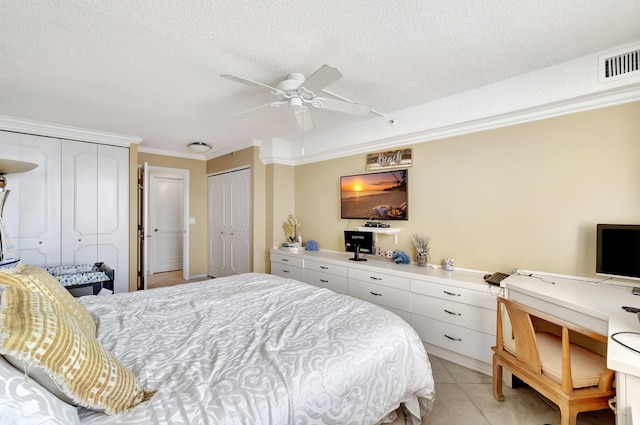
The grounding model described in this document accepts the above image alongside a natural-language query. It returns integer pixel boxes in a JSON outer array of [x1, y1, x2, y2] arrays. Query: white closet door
[[207, 168, 251, 278], [62, 141, 99, 264], [62, 141, 129, 293], [0, 132, 62, 266], [207, 174, 227, 277], [227, 170, 250, 275], [96, 144, 129, 293]]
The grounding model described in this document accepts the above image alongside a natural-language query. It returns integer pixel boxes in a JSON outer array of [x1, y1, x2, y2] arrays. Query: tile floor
[[392, 355, 616, 425]]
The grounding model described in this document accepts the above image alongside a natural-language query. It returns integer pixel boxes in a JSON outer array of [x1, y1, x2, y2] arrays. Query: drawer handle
[[282, 269, 290, 273], [320, 266, 328, 269], [320, 279, 329, 283], [370, 291, 382, 296], [282, 258, 289, 262], [444, 309, 462, 316], [444, 334, 462, 342], [443, 290, 461, 297], [370, 276, 382, 281]]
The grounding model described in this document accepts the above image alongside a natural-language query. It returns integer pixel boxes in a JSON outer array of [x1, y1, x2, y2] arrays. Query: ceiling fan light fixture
[[188, 142, 212, 153]]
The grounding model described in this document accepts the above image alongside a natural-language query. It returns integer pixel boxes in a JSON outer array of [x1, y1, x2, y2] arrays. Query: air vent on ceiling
[[599, 45, 640, 84]]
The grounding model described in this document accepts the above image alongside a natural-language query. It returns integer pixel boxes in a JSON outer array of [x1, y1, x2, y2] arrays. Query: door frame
[[143, 164, 190, 288]]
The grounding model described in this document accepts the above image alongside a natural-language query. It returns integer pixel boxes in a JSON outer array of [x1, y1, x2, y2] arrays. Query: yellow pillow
[[0, 285, 156, 415], [0, 263, 96, 335]]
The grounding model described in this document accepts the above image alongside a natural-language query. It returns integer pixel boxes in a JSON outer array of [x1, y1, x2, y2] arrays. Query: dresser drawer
[[305, 259, 348, 277], [411, 293, 496, 335], [270, 252, 304, 268], [304, 269, 348, 294], [270, 261, 303, 281], [348, 279, 410, 312], [411, 314, 495, 364], [411, 278, 496, 310], [349, 268, 410, 291]]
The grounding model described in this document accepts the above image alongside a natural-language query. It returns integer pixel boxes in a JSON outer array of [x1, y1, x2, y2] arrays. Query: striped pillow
[[0, 285, 155, 415], [0, 263, 96, 335]]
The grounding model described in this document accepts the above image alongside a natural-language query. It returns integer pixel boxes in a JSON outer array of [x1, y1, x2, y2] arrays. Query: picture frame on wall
[[366, 149, 412, 171]]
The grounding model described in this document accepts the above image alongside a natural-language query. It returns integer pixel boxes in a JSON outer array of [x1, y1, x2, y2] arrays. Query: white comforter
[[77, 273, 434, 424]]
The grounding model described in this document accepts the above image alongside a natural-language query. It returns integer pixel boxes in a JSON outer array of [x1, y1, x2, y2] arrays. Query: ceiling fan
[[221, 65, 376, 132]]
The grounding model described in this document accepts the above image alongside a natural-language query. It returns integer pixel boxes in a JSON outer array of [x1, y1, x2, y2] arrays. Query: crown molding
[[290, 83, 640, 165], [137, 146, 206, 160], [0, 115, 142, 147]]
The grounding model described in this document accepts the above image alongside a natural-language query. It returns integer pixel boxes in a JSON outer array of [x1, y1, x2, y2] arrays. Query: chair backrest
[[500, 297, 542, 374], [496, 296, 613, 393]]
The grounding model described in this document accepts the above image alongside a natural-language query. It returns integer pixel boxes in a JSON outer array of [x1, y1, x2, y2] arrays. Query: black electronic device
[[364, 221, 390, 228], [344, 230, 374, 261], [484, 272, 510, 286], [596, 224, 640, 281], [340, 170, 408, 221]]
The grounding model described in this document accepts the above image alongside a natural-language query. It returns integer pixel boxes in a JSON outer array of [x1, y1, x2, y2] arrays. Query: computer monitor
[[344, 230, 374, 261], [596, 224, 640, 281]]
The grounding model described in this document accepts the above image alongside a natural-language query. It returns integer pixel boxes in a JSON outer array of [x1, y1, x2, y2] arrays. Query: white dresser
[[270, 248, 499, 374]]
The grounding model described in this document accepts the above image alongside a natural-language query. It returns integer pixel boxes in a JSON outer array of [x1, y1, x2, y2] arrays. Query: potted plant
[[411, 233, 430, 267], [282, 214, 301, 247]]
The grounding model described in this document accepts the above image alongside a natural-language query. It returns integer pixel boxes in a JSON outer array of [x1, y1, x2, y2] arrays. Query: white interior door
[[142, 165, 189, 287], [149, 172, 184, 274]]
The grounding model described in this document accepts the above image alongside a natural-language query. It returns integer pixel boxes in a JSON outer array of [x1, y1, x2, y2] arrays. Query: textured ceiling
[[1, 1, 640, 157]]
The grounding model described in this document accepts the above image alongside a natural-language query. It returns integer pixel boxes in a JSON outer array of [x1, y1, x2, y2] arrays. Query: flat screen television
[[344, 230, 374, 261], [340, 170, 408, 221], [596, 224, 640, 281]]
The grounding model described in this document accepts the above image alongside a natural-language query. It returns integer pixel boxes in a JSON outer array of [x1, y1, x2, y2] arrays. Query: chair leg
[[492, 355, 505, 401], [559, 404, 578, 425]]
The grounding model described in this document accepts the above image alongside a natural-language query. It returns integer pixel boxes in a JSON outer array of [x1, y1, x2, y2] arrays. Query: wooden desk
[[504, 273, 640, 425]]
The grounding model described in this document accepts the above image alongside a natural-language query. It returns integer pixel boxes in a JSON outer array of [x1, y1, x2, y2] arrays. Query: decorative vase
[[417, 254, 427, 267]]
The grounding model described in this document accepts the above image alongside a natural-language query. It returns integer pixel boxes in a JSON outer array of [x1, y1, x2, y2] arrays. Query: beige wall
[[270, 164, 296, 242], [137, 152, 208, 279], [294, 101, 640, 278]]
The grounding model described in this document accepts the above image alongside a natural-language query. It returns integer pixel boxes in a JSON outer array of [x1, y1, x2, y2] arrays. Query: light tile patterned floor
[[392, 355, 616, 425]]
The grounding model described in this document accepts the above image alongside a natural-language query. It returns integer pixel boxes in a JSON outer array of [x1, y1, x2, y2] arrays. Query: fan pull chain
[[301, 108, 305, 155]]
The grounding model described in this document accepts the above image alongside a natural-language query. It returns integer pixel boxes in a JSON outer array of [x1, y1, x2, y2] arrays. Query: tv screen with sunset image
[[340, 170, 408, 220]]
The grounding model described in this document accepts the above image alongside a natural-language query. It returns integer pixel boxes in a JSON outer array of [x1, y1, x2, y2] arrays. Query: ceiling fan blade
[[299, 65, 343, 94], [234, 101, 286, 118], [295, 107, 315, 132], [221, 73, 281, 93], [314, 97, 371, 116], [322, 88, 385, 116]]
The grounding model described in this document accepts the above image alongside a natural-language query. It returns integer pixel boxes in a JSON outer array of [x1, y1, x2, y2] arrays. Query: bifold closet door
[[207, 168, 250, 278], [0, 131, 62, 266], [61, 141, 129, 293]]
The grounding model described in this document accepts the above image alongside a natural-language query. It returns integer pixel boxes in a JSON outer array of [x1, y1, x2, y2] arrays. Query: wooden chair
[[492, 296, 615, 425]]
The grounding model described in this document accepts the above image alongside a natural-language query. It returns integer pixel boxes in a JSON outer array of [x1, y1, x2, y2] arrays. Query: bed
[[0, 267, 434, 425]]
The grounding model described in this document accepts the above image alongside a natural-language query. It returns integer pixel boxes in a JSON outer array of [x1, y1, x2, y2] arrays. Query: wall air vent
[[599, 45, 640, 84]]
